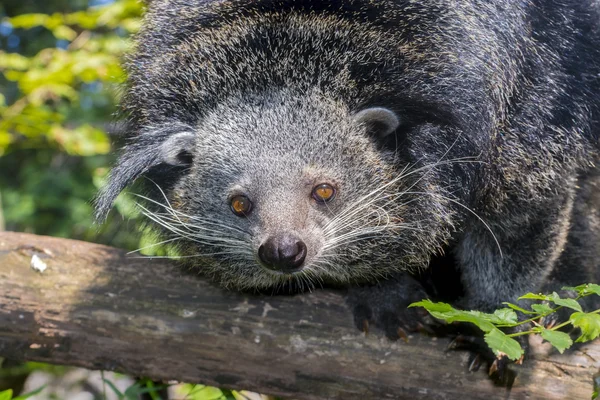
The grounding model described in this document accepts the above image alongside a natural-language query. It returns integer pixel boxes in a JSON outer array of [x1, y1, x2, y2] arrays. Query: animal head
[[98, 89, 450, 289]]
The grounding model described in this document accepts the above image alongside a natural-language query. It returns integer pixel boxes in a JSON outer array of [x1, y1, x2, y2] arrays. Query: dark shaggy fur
[[97, 0, 600, 349]]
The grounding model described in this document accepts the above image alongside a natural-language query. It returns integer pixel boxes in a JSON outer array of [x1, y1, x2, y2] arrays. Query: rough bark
[[0, 232, 598, 400]]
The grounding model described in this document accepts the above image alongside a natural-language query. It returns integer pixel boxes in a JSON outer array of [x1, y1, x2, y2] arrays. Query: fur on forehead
[[199, 90, 354, 141]]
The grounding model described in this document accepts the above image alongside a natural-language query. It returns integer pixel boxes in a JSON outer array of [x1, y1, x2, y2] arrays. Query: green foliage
[[0, 386, 44, 400], [176, 384, 234, 400], [409, 300, 524, 360], [411, 283, 600, 360], [0, 362, 68, 379], [0, 0, 144, 248], [0, 0, 142, 156], [482, 328, 524, 361], [103, 378, 169, 400], [570, 312, 600, 343]]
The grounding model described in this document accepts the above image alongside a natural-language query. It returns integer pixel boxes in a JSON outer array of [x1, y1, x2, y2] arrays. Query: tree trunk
[[0, 232, 598, 400]]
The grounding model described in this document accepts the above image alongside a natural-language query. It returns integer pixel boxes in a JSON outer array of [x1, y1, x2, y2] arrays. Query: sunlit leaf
[[550, 293, 583, 312], [570, 312, 600, 343], [8, 14, 49, 29], [563, 284, 600, 297], [503, 302, 537, 315], [52, 25, 77, 41], [490, 308, 519, 325], [519, 293, 552, 301], [0, 52, 31, 70], [50, 124, 110, 156], [177, 384, 226, 400], [0, 389, 13, 400], [409, 300, 496, 332], [531, 303, 554, 315], [539, 329, 573, 353], [483, 329, 524, 361]]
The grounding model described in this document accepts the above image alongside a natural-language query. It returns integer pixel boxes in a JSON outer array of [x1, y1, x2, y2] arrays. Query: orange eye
[[312, 183, 336, 203], [230, 195, 252, 216]]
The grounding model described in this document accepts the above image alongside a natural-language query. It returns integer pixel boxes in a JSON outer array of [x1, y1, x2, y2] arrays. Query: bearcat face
[[96, 0, 518, 290], [115, 89, 459, 290]]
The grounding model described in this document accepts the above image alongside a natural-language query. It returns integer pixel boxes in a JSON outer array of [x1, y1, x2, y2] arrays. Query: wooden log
[[0, 231, 598, 400]]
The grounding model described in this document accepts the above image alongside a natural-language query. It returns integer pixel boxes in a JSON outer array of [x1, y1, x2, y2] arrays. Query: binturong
[[97, 0, 600, 361]]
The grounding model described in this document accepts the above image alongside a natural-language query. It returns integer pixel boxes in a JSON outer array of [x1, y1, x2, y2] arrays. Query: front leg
[[455, 193, 575, 312], [453, 191, 576, 377], [346, 273, 439, 340]]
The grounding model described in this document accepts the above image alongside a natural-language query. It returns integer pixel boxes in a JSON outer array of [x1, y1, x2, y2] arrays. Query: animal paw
[[346, 275, 441, 341], [447, 326, 528, 386]]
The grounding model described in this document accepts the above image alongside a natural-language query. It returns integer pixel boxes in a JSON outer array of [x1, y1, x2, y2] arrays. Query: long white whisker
[[400, 191, 503, 257], [133, 193, 250, 235], [127, 237, 180, 255]]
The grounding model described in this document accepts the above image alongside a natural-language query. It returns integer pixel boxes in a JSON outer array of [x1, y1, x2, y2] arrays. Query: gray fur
[[97, 0, 599, 315]]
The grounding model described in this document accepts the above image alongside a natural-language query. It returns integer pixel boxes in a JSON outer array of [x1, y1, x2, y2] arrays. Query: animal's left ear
[[353, 107, 400, 138]]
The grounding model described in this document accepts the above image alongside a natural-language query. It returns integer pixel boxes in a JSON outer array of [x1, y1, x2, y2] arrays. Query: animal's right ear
[[94, 129, 196, 222]]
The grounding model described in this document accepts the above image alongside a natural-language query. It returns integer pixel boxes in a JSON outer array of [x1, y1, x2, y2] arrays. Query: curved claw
[[362, 319, 370, 336], [397, 327, 409, 343]]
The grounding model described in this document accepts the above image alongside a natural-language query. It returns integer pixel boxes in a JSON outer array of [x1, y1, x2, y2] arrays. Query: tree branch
[[0, 232, 598, 399]]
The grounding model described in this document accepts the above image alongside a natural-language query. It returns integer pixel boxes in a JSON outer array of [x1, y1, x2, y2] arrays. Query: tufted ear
[[353, 107, 400, 138], [159, 131, 196, 166], [94, 127, 196, 221]]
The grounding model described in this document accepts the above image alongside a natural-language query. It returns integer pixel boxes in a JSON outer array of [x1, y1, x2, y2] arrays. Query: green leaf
[[103, 379, 124, 398], [122, 382, 142, 400], [570, 312, 600, 343], [490, 308, 518, 325], [550, 293, 583, 312], [503, 302, 537, 315], [0, 389, 13, 400], [177, 384, 226, 400], [13, 387, 45, 400], [12, 386, 45, 400], [483, 328, 524, 361], [519, 293, 552, 301], [52, 25, 77, 41], [410, 300, 496, 332], [531, 303, 554, 315], [584, 284, 600, 296], [540, 329, 573, 353], [123, 381, 169, 400], [8, 14, 49, 29], [0, 52, 31, 70], [563, 284, 600, 297]]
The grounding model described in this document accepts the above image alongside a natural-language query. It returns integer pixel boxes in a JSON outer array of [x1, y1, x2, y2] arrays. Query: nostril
[[258, 240, 277, 266], [291, 240, 307, 267], [278, 239, 301, 259], [259, 235, 307, 272]]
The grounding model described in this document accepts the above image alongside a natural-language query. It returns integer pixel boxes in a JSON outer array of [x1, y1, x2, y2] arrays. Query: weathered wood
[[0, 231, 598, 400]]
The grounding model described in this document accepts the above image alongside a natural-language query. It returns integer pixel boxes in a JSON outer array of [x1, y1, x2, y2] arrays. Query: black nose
[[258, 234, 307, 273]]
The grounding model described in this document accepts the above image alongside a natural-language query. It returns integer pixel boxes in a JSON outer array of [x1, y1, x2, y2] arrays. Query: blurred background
[[0, 0, 143, 249], [0, 1, 272, 399]]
